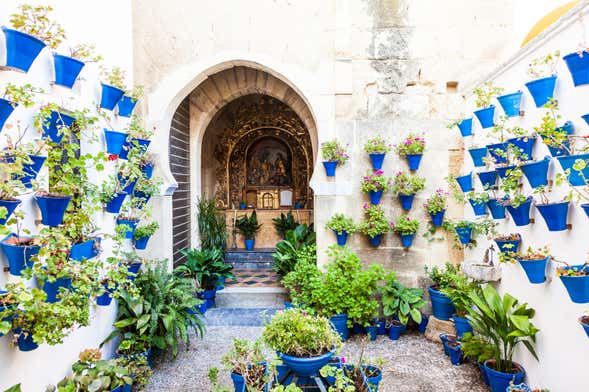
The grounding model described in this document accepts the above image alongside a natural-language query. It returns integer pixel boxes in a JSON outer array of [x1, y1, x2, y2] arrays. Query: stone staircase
[[225, 248, 276, 268]]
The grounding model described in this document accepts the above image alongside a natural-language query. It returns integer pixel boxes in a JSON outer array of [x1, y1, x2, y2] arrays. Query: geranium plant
[[358, 204, 390, 238], [391, 171, 425, 195], [321, 139, 349, 164], [473, 81, 504, 108], [528, 50, 561, 79], [361, 170, 392, 193], [9, 4, 66, 49], [423, 188, 448, 215], [364, 136, 392, 154], [391, 215, 419, 235], [2, 83, 42, 108], [396, 133, 426, 156], [325, 213, 357, 235]]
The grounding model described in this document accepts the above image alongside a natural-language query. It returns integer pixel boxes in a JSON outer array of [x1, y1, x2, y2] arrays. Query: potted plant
[[321, 139, 349, 177], [53, 44, 102, 89], [358, 204, 390, 246], [453, 220, 476, 246], [0, 211, 40, 276], [221, 339, 267, 392], [473, 81, 504, 129], [236, 210, 262, 250], [468, 145, 488, 167], [132, 176, 162, 210], [460, 332, 495, 385], [133, 221, 159, 250], [35, 103, 76, 144], [497, 90, 523, 117], [454, 173, 473, 193], [391, 171, 425, 211], [498, 166, 532, 226], [391, 215, 419, 248], [467, 285, 539, 392], [396, 132, 426, 171], [99, 173, 128, 214], [525, 51, 560, 107], [325, 213, 356, 246], [361, 170, 392, 205], [116, 201, 143, 239], [0, 83, 41, 131], [118, 85, 145, 118], [423, 189, 448, 227], [439, 275, 477, 337], [273, 223, 316, 277], [533, 184, 570, 232], [62, 209, 101, 261], [122, 115, 154, 158], [380, 280, 425, 336], [448, 117, 473, 137], [0, 146, 28, 225], [563, 49, 589, 87], [477, 170, 497, 190], [424, 263, 459, 321], [511, 246, 550, 284], [494, 233, 521, 254], [364, 136, 392, 170], [272, 211, 298, 239], [556, 263, 589, 304], [99, 66, 127, 110], [467, 191, 489, 216]]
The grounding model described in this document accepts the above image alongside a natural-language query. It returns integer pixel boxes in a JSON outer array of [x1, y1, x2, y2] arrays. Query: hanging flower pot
[[430, 209, 445, 227], [329, 313, 349, 341], [399, 233, 416, 247], [468, 199, 487, 216], [507, 136, 536, 160], [1, 27, 46, 72], [34, 194, 72, 226], [0, 199, 21, 225], [563, 51, 589, 86], [525, 75, 557, 107], [19, 155, 46, 189], [428, 286, 456, 320], [133, 137, 151, 154], [399, 194, 415, 210], [455, 227, 473, 245], [484, 359, 525, 392], [334, 231, 348, 246], [369, 153, 385, 170], [53, 54, 85, 88], [473, 105, 495, 129], [42, 276, 72, 303], [487, 199, 506, 219], [70, 238, 99, 261], [535, 201, 569, 231], [96, 282, 114, 307], [495, 165, 515, 180], [455, 173, 473, 192], [42, 111, 76, 144], [457, 118, 473, 137], [447, 342, 463, 365], [141, 162, 154, 179], [505, 197, 533, 226], [486, 142, 508, 164], [105, 192, 127, 213], [104, 129, 128, 155], [369, 189, 383, 205], [452, 315, 473, 337], [323, 161, 338, 177], [406, 154, 422, 171], [520, 157, 550, 188], [117, 96, 138, 117], [543, 121, 573, 157], [516, 256, 548, 284], [100, 83, 125, 110], [557, 153, 589, 186], [468, 147, 487, 167], [579, 316, 589, 338], [132, 190, 151, 209], [0, 98, 16, 132], [388, 320, 404, 340], [116, 217, 139, 239], [558, 265, 589, 303], [134, 235, 151, 250], [245, 238, 255, 250], [497, 91, 523, 117], [0, 234, 40, 276], [118, 173, 138, 195], [582, 113, 589, 126], [14, 329, 39, 352], [477, 170, 497, 189], [494, 234, 521, 253], [368, 234, 382, 247]]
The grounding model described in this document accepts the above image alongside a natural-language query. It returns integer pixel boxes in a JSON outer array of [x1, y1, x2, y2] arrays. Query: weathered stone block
[[425, 316, 456, 343]]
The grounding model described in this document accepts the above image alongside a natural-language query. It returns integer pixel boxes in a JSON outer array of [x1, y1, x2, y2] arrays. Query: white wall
[[0, 1, 134, 391], [463, 3, 589, 391]]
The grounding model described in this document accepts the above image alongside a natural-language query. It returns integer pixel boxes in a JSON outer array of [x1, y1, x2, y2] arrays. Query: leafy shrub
[[176, 247, 234, 290], [272, 211, 299, 237], [273, 224, 316, 276]]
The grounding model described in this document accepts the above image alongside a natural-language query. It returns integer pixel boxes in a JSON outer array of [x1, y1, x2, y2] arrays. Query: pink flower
[[340, 357, 346, 364]]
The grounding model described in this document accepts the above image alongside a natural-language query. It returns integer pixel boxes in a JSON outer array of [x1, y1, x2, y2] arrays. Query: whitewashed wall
[[463, 3, 589, 391], [0, 1, 134, 391]]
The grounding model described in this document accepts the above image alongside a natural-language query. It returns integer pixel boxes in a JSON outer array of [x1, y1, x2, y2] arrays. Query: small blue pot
[[428, 286, 456, 320], [323, 161, 338, 177], [369, 189, 383, 205], [418, 314, 429, 333], [497, 91, 522, 117], [126, 261, 142, 278], [15, 329, 38, 352], [484, 360, 525, 392], [280, 349, 335, 377], [198, 289, 217, 309], [111, 385, 132, 392], [117, 96, 138, 117], [96, 282, 114, 306], [487, 199, 506, 219], [368, 234, 382, 247], [0, 199, 21, 225], [35, 194, 72, 226], [364, 365, 383, 390], [517, 256, 548, 284], [495, 235, 520, 254], [453, 315, 473, 337], [105, 192, 127, 213], [118, 173, 137, 195], [1, 234, 40, 276], [352, 323, 365, 335], [2, 27, 46, 72], [487, 143, 508, 165], [456, 173, 473, 192], [406, 154, 423, 171], [388, 323, 403, 340], [42, 111, 76, 144], [53, 54, 85, 88], [20, 155, 46, 188], [535, 201, 569, 231], [399, 194, 415, 210], [369, 153, 385, 170], [430, 210, 445, 227], [399, 233, 415, 248], [557, 153, 589, 186], [134, 235, 150, 250], [116, 218, 139, 239], [468, 199, 487, 216], [330, 313, 349, 341], [104, 129, 128, 155], [100, 83, 125, 110], [448, 343, 463, 365], [335, 231, 348, 246], [468, 147, 487, 167], [0, 98, 16, 132], [474, 106, 495, 129], [582, 113, 589, 126], [42, 276, 72, 303], [558, 265, 589, 303], [525, 75, 557, 107], [70, 238, 98, 261], [440, 333, 458, 356], [133, 137, 151, 154], [545, 121, 574, 157], [478, 170, 497, 189], [141, 162, 154, 179], [367, 325, 378, 341], [245, 238, 255, 250], [377, 320, 387, 335], [495, 165, 515, 180], [507, 384, 531, 392], [520, 157, 550, 188], [563, 51, 589, 86], [581, 203, 589, 218], [230, 372, 245, 392], [505, 197, 532, 226], [579, 317, 589, 339], [457, 118, 473, 137], [132, 190, 151, 209], [239, 202, 246, 210], [507, 136, 535, 160], [455, 227, 473, 245]]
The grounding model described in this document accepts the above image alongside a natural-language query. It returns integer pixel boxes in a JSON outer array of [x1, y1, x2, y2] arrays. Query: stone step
[[215, 286, 286, 309], [225, 248, 276, 268], [203, 307, 280, 326]]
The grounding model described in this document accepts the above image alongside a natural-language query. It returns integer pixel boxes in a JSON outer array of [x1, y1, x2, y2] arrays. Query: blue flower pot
[[116, 218, 139, 239], [544, 121, 573, 157], [20, 155, 46, 188], [100, 83, 125, 110], [495, 235, 520, 254], [111, 385, 132, 392], [388, 323, 403, 340], [487, 143, 508, 165], [517, 256, 548, 284], [42, 276, 72, 303], [117, 96, 138, 117], [428, 286, 456, 320], [468, 147, 487, 167], [239, 202, 246, 210], [455, 227, 473, 245], [399, 233, 415, 247], [505, 197, 532, 226], [134, 235, 150, 250], [366, 325, 378, 341], [478, 362, 490, 385], [323, 161, 338, 177], [497, 91, 523, 117], [558, 265, 589, 303], [119, 139, 131, 160], [352, 323, 365, 335], [53, 54, 85, 88], [453, 315, 473, 337], [495, 165, 515, 180], [369, 153, 385, 170], [215, 276, 226, 291], [377, 320, 387, 335], [105, 192, 127, 213], [104, 129, 128, 155], [520, 157, 550, 188], [0, 98, 16, 132], [280, 349, 335, 377], [70, 238, 98, 261], [406, 154, 423, 171], [507, 136, 535, 161], [525, 75, 557, 108], [245, 238, 255, 250], [563, 51, 589, 86], [35, 194, 72, 226], [1, 234, 40, 276], [368, 234, 382, 247], [581, 203, 589, 218], [132, 190, 151, 209], [198, 289, 217, 309], [474, 106, 495, 128], [330, 313, 349, 341], [478, 170, 497, 189], [536, 201, 569, 231], [487, 199, 506, 219], [557, 153, 589, 186], [418, 314, 429, 333], [430, 210, 445, 227], [133, 137, 151, 154], [399, 194, 415, 210], [369, 189, 383, 205], [468, 199, 487, 216], [141, 162, 154, 179], [0, 199, 21, 225], [115, 348, 153, 369], [2, 27, 46, 72], [364, 365, 383, 390], [440, 334, 458, 356], [15, 329, 38, 352], [448, 343, 463, 365], [118, 173, 137, 195], [230, 372, 245, 392], [335, 231, 348, 246], [96, 282, 114, 306], [457, 118, 473, 137], [456, 173, 473, 192], [484, 360, 525, 392], [42, 111, 76, 144], [579, 317, 589, 338], [582, 113, 589, 126], [126, 262, 142, 280]]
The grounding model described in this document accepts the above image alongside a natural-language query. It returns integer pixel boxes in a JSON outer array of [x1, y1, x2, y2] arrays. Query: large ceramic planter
[[468, 147, 487, 167], [42, 111, 76, 144], [368, 234, 382, 247], [430, 210, 445, 227], [456, 173, 473, 192], [520, 158, 550, 188], [369, 189, 383, 205], [279, 349, 335, 377], [406, 154, 422, 171], [487, 143, 508, 165], [557, 153, 589, 186], [516, 256, 548, 284], [525, 75, 557, 108], [334, 231, 348, 246], [454, 227, 472, 245], [452, 315, 473, 337], [474, 106, 495, 129], [100, 83, 125, 110], [42, 276, 72, 303], [484, 360, 525, 392], [70, 238, 99, 261], [494, 234, 521, 254], [0, 98, 16, 131], [535, 201, 569, 231], [558, 265, 589, 303], [53, 54, 85, 88], [20, 155, 46, 188], [497, 91, 522, 117], [487, 199, 506, 219], [330, 313, 349, 341], [2, 27, 46, 72], [134, 235, 151, 250], [468, 199, 487, 216], [104, 129, 128, 155], [369, 153, 385, 170], [0, 199, 21, 225], [399, 194, 415, 210], [116, 218, 139, 239], [428, 286, 456, 321], [563, 51, 589, 86], [399, 233, 416, 248], [245, 238, 255, 250], [105, 192, 127, 213], [34, 194, 72, 226], [1, 234, 40, 276], [505, 197, 532, 226], [478, 170, 497, 189], [323, 161, 338, 177], [117, 96, 138, 117], [507, 136, 535, 160], [457, 118, 473, 137]]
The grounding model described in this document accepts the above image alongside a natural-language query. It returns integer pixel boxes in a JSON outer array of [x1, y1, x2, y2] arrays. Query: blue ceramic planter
[[468, 199, 487, 216], [557, 153, 589, 186], [366, 325, 378, 341], [418, 314, 429, 333], [116, 218, 139, 239], [563, 51, 589, 86], [399, 233, 415, 247], [582, 113, 589, 126], [474, 106, 495, 129], [517, 256, 548, 284], [430, 210, 445, 227], [0, 199, 21, 225], [0, 98, 16, 132], [439, 333, 455, 356], [230, 372, 245, 392], [134, 235, 150, 250], [352, 323, 365, 335], [132, 190, 151, 209], [198, 289, 217, 309], [497, 91, 522, 117], [15, 329, 38, 352], [544, 121, 574, 157], [111, 385, 132, 392], [368, 234, 382, 247], [133, 137, 151, 154], [487, 199, 506, 219], [369, 153, 385, 170], [100, 83, 125, 110], [484, 360, 525, 392], [455, 227, 473, 245], [96, 282, 114, 306], [495, 165, 515, 180], [377, 320, 387, 335], [428, 286, 456, 320], [1, 234, 40, 276], [505, 197, 532, 226], [468, 147, 487, 167], [335, 231, 348, 246], [369, 189, 383, 205], [558, 265, 589, 303], [280, 349, 335, 377], [448, 343, 463, 365], [104, 129, 128, 155], [323, 161, 337, 177], [53, 54, 85, 88], [406, 154, 422, 171], [243, 238, 255, 250], [581, 203, 589, 218], [399, 194, 415, 210], [507, 136, 535, 160], [2, 27, 46, 72], [478, 170, 497, 189], [118, 173, 137, 195], [330, 313, 349, 341], [580, 317, 589, 338], [42, 111, 76, 144], [126, 262, 142, 282], [536, 201, 569, 231], [388, 323, 403, 340], [105, 192, 127, 213], [456, 173, 473, 192], [487, 143, 508, 165], [42, 276, 72, 303], [457, 118, 473, 137], [141, 162, 154, 179], [117, 96, 138, 117], [453, 315, 472, 337], [495, 235, 520, 254], [525, 75, 557, 108], [35, 194, 72, 226], [20, 155, 46, 188], [70, 238, 98, 261], [521, 158, 550, 188]]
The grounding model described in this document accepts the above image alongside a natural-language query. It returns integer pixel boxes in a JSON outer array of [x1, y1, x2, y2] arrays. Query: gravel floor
[[146, 326, 489, 392]]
